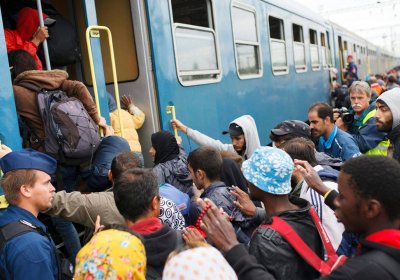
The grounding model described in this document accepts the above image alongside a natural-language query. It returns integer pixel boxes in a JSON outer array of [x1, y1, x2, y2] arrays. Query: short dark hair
[[113, 168, 159, 222], [188, 146, 222, 181], [308, 102, 334, 123], [281, 138, 318, 166], [111, 152, 141, 180], [8, 50, 37, 80], [341, 156, 400, 221]]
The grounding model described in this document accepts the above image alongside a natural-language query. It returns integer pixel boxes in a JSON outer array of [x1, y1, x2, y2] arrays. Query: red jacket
[[5, 7, 47, 70]]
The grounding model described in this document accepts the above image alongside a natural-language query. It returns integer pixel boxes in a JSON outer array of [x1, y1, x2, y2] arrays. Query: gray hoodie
[[187, 115, 261, 159], [377, 88, 400, 162]]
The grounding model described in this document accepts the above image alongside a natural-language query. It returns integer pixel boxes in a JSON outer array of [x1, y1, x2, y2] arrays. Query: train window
[[232, 3, 262, 78], [320, 32, 328, 69], [292, 24, 306, 72], [171, 0, 213, 28], [309, 29, 320, 71], [170, 0, 221, 85], [344, 41, 348, 51], [74, 0, 139, 84], [326, 31, 333, 66], [269, 16, 288, 75]]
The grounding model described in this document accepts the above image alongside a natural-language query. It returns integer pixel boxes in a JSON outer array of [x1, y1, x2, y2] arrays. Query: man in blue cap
[[0, 149, 59, 279]]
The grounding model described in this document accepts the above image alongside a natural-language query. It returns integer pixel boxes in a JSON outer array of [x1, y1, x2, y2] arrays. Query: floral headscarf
[[163, 246, 238, 280], [74, 229, 146, 280]]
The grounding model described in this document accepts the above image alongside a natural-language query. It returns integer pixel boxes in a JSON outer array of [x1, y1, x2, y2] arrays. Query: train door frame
[[79, 0, 159, 166], [0, 7, 22, 151]]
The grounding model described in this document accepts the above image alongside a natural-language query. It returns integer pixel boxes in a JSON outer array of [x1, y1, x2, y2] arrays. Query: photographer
[[335, 81, 389, 155]]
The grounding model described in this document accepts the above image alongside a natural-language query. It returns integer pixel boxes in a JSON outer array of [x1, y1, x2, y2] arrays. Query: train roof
[[264, 0, 399, 59]]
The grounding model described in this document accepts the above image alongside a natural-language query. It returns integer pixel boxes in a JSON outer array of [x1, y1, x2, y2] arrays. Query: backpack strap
[[308, 207, 338, 265], [260, 216, 332, 275], [16, 82, 42, 93], [0, 220, 44, 252], [0, 220, 49, 279]]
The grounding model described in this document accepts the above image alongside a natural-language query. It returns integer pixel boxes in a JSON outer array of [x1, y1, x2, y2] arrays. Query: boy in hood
[[375, 88, 400, 163], [172, 115, 260, 160]]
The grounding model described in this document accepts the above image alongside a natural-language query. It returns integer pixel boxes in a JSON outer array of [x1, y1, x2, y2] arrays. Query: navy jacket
[[0, 205, 58, 280]]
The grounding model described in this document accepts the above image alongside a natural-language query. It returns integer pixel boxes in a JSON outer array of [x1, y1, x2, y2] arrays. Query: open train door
[[49, 0, 159, 166]]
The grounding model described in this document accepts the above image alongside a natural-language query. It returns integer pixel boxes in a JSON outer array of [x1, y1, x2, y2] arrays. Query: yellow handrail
[[85, 26, 124, 138]]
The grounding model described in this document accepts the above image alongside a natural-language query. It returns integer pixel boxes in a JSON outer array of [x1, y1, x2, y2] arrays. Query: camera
[[336, 107, 354, 125]]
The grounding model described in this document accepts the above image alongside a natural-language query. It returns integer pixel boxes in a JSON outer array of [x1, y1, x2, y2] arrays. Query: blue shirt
[[0, 205, 58, 280], [318, 126, 361, 161]]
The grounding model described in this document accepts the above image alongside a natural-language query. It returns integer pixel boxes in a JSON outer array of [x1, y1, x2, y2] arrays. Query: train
[[0, 0, 399, 165]]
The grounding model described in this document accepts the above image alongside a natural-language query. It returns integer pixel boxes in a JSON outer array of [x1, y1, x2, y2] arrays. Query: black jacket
[[143, 225, 183, 279], [249, 197, 323, 280], [225, 230, 400, 280], [388, 124, 400, 163]]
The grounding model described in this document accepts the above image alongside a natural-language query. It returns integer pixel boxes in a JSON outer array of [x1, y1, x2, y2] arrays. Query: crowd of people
[[0, 4, 400, 280]]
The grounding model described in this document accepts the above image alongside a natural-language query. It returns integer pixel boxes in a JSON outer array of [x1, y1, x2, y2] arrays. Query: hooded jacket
[[187, 115, 261, 159], [377, 88, 400, 163], [5, 7, 47, 70], [107, 93, 145, 152], [12, 70, 100, 151]]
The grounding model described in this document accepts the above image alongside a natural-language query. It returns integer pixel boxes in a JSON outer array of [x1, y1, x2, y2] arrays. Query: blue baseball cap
[[242, 147, 293, 195], [0, 149, 57, 175]]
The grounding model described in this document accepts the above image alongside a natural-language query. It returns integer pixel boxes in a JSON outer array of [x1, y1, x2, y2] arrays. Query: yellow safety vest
[[362, 109, 390, 156]]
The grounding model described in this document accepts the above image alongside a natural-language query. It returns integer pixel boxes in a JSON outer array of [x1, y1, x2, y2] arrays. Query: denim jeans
[[51, 165, 82, 264], [82, 136, 130, 192]]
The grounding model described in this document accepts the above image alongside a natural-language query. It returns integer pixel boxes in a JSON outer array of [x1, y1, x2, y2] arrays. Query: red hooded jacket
[[5, 7, 47, 70]]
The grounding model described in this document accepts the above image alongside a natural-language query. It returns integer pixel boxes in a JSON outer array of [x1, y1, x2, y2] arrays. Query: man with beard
[[375, 88, 400, 163], [335, 81, 389, 155], [308, 103, 361, 161]]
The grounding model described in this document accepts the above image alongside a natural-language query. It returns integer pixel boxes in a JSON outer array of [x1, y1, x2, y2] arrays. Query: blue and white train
[[0, 0, 398, 164]]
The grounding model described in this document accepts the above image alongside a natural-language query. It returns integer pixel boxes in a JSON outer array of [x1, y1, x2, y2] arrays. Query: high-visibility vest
[[361, 109, 390, 155]]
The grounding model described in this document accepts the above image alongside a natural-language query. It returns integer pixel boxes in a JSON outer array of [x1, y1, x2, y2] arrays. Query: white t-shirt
[[300, 165, 344, 251]]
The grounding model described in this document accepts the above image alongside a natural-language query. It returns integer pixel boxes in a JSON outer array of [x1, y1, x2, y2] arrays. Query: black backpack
[[19, 82, 101, 164], [37, 5, 81, 67], [0, 220, 73, 280]]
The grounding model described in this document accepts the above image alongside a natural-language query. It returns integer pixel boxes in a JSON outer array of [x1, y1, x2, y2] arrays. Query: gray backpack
[[19, 82, 101, 163]]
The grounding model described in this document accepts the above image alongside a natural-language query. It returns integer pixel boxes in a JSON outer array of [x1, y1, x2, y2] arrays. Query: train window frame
[[231, 1, 263, 80], [292, 23, 307, 73], [168, 0, 222, 86], [320, 31, 328, 69], [309, 29, 320, 71], [268, 15, 288, 76]]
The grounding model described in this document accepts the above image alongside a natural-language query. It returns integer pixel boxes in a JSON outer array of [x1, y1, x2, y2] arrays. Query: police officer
[[0, 149, 59, 279]]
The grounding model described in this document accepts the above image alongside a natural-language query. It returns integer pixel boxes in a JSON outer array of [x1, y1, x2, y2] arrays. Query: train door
[[0, 7, 21, 151], [51, 0, 159, 166], [337, 36, 346, 82]]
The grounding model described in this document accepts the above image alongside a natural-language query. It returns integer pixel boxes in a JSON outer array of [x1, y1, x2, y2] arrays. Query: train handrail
[[85, 25, 124, 138], [36, 0, 51, 70]]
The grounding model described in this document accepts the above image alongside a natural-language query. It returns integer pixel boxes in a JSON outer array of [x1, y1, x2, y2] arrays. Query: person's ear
[[108, 170, 113, 182], [150, 195, 160, 211], [20, 184, 33, 198], [364, 199, 382, 220]]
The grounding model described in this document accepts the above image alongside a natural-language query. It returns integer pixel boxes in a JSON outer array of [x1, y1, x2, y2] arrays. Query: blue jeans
[[51, 165, 82, 264], [82, 136, 130, 192]]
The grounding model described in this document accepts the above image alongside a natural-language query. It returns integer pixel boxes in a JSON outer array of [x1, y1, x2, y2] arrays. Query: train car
[[0, 0, 398, 165]]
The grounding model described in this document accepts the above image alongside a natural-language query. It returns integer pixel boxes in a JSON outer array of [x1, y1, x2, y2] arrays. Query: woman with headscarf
[[150, 131, 193, 196], [74, 229, 146, 280]]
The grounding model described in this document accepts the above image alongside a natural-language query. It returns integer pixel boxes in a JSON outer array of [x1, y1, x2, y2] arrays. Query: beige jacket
[[110, 105, 145, 152], [46, 190, 124, 229]]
